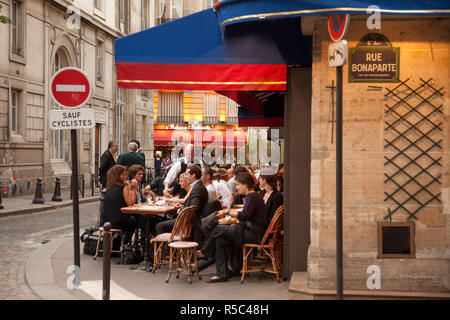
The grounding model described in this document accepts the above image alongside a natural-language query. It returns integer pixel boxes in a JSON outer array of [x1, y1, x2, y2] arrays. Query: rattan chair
[[94, 227, 124, 259], [150, 205, 197, 272], [241, 205, 284, 283]]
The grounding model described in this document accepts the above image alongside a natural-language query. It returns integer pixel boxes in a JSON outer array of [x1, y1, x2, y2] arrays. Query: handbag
[[80, 226, 121, 257], [118, 244, 144, 265]]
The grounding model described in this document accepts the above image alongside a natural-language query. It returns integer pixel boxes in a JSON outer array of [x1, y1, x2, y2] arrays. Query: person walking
[[99, 140, 119, 190], [116, 142, 145, 168]]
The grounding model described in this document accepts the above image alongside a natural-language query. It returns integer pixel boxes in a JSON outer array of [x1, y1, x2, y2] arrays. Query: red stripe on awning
[[116, 63, 286, 91], [154, 129, 247, 147]]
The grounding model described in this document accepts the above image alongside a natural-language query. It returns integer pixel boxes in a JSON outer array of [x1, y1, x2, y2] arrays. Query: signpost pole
[[71, 129, 81, 286], [336, 66, 344, 300]]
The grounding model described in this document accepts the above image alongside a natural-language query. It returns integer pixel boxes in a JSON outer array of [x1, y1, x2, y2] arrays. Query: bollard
[[51, 177, 63, 202], [91, 175, 94, 197], [102, 222, 112, 300], [0, 184, 3, 209], [32, 178, 45, 204], [80, 175, 85, 198]]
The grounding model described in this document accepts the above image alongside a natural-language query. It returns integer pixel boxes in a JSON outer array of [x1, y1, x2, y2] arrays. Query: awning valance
[[215, 0, 450, 28], [115, 8, 312, 92]]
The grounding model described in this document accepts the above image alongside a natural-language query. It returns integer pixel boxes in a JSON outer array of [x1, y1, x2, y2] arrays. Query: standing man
[[131, 139, 145, 165], [116, 142, 145, 168], [163, 143, 204, 197], [99, 140, 118, 190]]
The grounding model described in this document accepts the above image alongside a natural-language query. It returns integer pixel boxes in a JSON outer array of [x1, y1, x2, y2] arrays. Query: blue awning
[[215, 0, 450, 28], [115, 8, 311, 92]]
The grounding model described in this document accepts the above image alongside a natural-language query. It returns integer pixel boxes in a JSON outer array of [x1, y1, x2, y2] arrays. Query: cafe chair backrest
[[170, 205, 197, 242], [260, 205, 284, 246]]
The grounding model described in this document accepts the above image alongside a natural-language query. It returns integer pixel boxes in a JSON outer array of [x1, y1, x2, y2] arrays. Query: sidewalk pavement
[[26, 235, 290, 300], [0, 187, 101, 218]]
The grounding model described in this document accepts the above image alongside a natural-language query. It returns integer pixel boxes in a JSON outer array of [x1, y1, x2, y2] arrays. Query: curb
[[25, 236, 78, 300], [0, 196, 100, 218]]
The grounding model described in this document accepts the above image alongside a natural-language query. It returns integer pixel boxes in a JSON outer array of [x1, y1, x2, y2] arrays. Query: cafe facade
[[115, 0, 450, 298]]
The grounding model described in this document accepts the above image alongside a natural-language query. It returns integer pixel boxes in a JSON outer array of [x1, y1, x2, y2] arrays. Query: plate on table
[[218, 216, 238, 225]]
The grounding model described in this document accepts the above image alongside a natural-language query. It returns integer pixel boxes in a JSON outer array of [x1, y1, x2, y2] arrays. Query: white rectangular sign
[[328, 40, 348, 67], [49, 109, 95, 130]]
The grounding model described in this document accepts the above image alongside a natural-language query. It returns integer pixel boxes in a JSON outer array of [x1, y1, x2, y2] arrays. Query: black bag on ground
[[80, 226, 121, 257], [118, 244, 144, 265]]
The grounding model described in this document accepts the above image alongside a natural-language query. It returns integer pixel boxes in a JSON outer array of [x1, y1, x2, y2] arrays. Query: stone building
[[114, 1, 450, 298]]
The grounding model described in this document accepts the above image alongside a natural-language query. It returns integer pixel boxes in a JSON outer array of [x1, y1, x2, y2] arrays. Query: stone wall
[[308, 16, 450, 292]]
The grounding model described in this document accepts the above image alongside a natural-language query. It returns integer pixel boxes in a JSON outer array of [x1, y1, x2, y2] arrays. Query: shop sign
[[349, 33, 400, 83]]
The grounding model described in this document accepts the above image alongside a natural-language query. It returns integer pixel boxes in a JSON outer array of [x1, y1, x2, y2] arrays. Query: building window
[[116, 88, 124, 154], [141, 0, 149, 30], [119, 0, 129, 33], [158, 91, 183, 124], [10, 89, 20, 133], [10, 0, 25, 60], [204, 92, 219, 124], [51, 48, 69, 161], [94, 0, 103, 11], [377, 222, 415, 259], [96, 38, 104, 84], [204, 0, 218, 8], [157, 0, 182, 25], [226, 98, 239, 124]]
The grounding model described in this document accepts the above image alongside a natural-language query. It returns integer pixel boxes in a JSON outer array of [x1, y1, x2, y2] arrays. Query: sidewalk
[[26, 235, 290, 300], [0, 188, 101, 218]]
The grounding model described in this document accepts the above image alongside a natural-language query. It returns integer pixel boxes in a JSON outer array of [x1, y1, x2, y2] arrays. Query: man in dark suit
[[116, 142, 145, 168], [131, 139, 145, 165], [156, 164, 208, 234], [99, 140, 118, 189]]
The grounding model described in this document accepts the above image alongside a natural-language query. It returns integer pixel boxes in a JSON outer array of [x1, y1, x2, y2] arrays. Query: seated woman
[[128, 164, 149, 241], [259, 170, 284, 224], [198, 172, 267, 283], [169, 173, 191, 205], [102, 165, 138, 244]]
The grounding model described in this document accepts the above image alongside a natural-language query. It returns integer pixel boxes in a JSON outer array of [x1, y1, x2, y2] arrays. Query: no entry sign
[[50, 67, 92, 108], [328, 14, 350, 42]]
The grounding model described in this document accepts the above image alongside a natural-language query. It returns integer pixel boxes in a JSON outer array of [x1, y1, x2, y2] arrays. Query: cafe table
[[121, 203, 178, 272]]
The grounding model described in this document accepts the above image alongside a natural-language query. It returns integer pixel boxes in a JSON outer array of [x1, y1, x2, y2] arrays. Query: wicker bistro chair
[[150, 206, 197, 272], [241, 205, 284, 283], [166, 241, 201, 284], [94, 227, 124, 259]]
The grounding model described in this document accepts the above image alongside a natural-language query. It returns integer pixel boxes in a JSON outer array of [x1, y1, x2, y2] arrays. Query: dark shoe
[[205, 277, 228, 283]]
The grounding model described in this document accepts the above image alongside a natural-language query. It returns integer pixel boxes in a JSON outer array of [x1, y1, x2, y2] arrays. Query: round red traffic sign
[[50, 67, 92, 108], [328, 14, 350, 42]]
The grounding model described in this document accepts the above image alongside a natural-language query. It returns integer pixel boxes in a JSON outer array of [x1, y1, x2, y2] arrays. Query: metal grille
[[384, 78, 445, 220]]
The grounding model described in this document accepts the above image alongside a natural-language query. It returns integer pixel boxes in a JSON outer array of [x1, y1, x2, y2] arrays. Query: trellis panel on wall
[[384, 78, 445, 220]]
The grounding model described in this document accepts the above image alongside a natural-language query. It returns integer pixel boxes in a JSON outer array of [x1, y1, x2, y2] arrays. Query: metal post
[[0, 183, 3, 209], [336, 66, 344, 300], [102, 222, 112, 300], [71, 129, 81, 285], [52, 177, 63, 202], [32, 178, 45, 204]]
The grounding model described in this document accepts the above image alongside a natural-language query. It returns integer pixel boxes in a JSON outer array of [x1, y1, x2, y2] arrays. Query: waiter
[[163, 143, 204, 197]]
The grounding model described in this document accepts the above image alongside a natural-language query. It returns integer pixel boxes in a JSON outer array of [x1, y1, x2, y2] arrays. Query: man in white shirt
[[201, 166, 218, 203], [163, 143, 204, 197], [213, 175, 232, 208], [226, 168, 236, 195]]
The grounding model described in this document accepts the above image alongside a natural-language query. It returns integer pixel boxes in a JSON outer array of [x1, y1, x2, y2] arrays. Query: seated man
[[155, 164, 208, 234]]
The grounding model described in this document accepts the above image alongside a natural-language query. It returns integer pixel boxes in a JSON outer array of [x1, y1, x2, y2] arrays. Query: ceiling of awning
[[215, 0, 450, 28]]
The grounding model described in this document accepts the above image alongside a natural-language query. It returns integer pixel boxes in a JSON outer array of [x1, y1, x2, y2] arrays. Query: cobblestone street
[[0, 202, 100, 300]]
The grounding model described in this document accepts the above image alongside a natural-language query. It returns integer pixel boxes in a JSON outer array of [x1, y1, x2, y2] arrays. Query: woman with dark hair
[[259, 172, 284, 223], [276, 173, 284, 196], [102, 165, 138, 244], [198, 172, 267, 283]]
